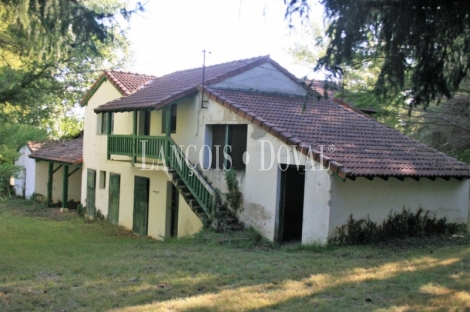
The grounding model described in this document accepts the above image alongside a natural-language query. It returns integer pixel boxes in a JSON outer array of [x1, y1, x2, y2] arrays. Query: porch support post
[[61, 165, 69, 212], [47, 162, 53, 207], [165, 106, 172, 163], [132, 111, 137, 163]]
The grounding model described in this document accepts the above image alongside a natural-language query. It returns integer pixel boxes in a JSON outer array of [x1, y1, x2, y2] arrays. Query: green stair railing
[[166, 137, 214, 218]]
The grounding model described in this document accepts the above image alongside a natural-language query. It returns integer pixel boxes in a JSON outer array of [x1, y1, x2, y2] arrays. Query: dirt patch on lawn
[[1, 202, 78, 221]]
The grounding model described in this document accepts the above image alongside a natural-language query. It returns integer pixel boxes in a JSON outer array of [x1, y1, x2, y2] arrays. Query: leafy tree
[[0, 0, 141, 137], [407, 82, 470, 163], [285, 0, 470, 108], [289, 20, 407, 128], [0, 0, 142, 196]]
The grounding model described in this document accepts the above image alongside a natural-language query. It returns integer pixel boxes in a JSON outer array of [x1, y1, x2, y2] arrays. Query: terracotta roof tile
[[202, 87, 470, 179], [81, 70, 156, 106], [93, 56, 294, 113], [104, 70, 156, 95], [29, 138, 83, 165]]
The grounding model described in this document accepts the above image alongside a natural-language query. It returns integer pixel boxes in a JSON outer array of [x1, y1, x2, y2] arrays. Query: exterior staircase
[[165, 138, 214, 228], [165, 137, 244, 231]]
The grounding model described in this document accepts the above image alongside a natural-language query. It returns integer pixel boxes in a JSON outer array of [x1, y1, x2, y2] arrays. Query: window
[[99, 170, 106, 189], [110, 112, 114, 134], [211, 125, 247, 170], [138, 111, 151, 135], [97, 112, 113, 134], [161, 104, 177, 134]]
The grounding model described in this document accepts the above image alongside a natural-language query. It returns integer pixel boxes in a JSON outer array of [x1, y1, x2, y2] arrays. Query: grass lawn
[[0, 199, 469, 312]]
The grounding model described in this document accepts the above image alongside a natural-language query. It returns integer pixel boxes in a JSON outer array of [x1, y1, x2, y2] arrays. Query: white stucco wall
[[329, 177, 470, 237], [13, 145, 36, 198]]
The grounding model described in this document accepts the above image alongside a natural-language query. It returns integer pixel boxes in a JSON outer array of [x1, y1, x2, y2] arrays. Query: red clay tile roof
[[201, 87, 470, 180], [29, 138, 83, 165], [81, 70, 156, 106], [94, 56, 305, 113]]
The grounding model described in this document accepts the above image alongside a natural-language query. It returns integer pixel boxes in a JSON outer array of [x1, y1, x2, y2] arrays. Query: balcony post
[[132, 111, 137, 163], [165, 106, 171, 164], [107, 112, 112, 160]]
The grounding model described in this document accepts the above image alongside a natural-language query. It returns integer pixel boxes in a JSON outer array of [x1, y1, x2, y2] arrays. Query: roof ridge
[[105, 69, 157, 79], [207, 86, 307, 98], [160, 55, 269, 78]]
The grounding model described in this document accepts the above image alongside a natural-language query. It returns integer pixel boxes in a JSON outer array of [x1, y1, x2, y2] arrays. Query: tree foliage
[[0, 0, 141, 137], [286, 0, 470, 108], [407, 81, 470, 163]]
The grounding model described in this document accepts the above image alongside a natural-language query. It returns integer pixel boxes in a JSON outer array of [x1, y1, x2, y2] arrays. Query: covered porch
[[29, 138, 83, 211]]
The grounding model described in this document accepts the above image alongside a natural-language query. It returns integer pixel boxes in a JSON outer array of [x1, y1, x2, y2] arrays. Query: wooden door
[[133, 176, 149, 236], [108, 173, 120, 224], [86, 169, 96, 217]]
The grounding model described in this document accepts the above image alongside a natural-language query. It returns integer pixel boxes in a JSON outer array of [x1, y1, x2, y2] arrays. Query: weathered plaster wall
[[329, 177, 470, 236], [13, 146, 36, 198]]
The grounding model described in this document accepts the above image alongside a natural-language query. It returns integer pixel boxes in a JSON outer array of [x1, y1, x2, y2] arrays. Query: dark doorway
[[133, 176, 149, 236], [278, 165, 305, 243], [170, 184, 179, 238]]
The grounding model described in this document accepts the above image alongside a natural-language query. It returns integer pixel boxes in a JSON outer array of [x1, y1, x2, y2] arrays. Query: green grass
[[0, 199, 469, 311]]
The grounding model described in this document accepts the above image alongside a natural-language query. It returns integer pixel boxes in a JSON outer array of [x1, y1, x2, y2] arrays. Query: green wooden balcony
[[108, 135, 167, 159]]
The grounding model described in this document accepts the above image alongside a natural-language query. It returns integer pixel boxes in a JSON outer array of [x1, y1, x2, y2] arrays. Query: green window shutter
[[133, 176, 149, 236], [86, 169, 96, 217], [108, 173, 120, 224]]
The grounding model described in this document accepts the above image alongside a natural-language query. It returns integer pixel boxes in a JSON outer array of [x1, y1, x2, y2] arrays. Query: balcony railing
[[108, 135, 166, 159]]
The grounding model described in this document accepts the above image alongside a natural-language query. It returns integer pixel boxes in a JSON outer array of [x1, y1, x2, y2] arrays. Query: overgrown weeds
[[225, 169, 242, 211], [330, 208, 467, 245]]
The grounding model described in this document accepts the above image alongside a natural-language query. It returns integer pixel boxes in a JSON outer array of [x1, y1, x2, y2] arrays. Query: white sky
[[122, 0, 324, 79]]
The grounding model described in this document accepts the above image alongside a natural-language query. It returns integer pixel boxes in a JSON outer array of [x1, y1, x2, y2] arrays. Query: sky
[[121, 0, 324, 79]]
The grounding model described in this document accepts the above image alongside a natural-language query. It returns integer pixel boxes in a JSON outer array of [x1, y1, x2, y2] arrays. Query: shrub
[[330, 208, 467, 245]]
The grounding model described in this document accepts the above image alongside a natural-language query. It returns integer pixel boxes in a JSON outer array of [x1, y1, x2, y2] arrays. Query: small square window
[[99, 171, 106, 189]]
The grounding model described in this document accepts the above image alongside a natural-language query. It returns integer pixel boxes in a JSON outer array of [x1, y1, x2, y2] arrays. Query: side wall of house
[[329, 177, 470, 236], [35, 161, 81, 202]]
